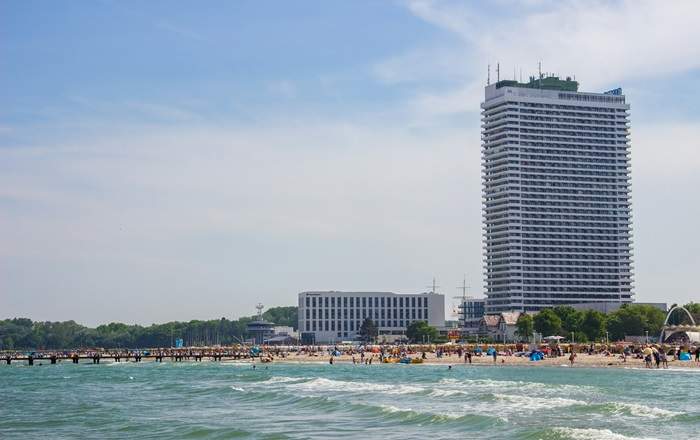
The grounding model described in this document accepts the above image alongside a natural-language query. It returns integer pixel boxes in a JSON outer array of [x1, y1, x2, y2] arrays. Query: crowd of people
[[2, 342, 699, 368]]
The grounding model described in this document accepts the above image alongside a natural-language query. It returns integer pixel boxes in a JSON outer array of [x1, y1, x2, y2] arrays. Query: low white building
[[298, 291, 445, 344]]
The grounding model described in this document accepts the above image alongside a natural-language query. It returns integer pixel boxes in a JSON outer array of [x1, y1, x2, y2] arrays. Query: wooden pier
[[3, 352, 256, 366]]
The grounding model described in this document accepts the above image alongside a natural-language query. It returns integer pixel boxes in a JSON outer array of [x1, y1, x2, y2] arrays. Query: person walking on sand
[[492, 350, 497, 363], [569, 352, 577, 366], [695, 346, 700, 363]]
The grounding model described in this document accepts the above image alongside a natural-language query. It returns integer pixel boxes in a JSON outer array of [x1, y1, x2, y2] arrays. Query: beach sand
[[265, 352, 700, 369]]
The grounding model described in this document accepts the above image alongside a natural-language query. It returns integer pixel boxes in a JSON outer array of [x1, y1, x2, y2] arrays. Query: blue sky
[[2, 0, 699, 325]]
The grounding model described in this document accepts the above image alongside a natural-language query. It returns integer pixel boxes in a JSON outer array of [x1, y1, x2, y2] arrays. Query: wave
[[260, 376, 307, 384], [285, 377, 425, 395], [548, 427, 659, 440], [601, 402, 683, 419], [438, 377, 595, 394], [428, 388, 471, 397], [491, 393, 587, 410], [230, 386, 245, 392]]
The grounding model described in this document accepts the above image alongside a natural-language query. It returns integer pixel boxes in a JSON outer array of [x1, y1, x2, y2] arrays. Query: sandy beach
[[259, 351, 700, 369]]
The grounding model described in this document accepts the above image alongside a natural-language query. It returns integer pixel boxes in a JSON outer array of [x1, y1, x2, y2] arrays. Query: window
[[362, 297, 366, 307], [306, 297, 310, 307]]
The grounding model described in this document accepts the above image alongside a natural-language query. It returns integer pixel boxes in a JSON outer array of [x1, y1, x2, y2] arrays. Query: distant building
[[246, 303, 275, 344], [246, 319, 275, 345], [458, 297, 486, 332], [476, 311, 523, 342], [262, 326, 298, 344], [297, 291, 445, 344], [478, 315, 501, 340], [482, 75, 633, 313]]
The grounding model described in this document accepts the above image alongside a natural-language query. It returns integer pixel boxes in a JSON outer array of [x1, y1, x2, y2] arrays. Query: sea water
[[1, 361, 698, 439]]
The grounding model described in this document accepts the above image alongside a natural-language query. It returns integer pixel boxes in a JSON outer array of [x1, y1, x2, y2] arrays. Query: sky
[[1, 0, 699, 326]]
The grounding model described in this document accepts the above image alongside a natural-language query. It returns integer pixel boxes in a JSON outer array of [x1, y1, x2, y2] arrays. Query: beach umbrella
[[543, 336, 565, 341]]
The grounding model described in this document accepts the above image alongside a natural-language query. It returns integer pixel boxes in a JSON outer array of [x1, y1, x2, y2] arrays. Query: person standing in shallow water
[[569, 352, 576, 366], [492, 350, 497, 363]]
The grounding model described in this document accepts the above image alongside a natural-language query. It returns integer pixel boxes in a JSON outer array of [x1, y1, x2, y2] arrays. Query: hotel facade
[[481, 76, 633, 313], [298, 291, 445, 344]]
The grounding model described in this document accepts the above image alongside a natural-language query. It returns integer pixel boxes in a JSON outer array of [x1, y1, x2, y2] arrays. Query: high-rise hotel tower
[[481, 75, 633, 314]]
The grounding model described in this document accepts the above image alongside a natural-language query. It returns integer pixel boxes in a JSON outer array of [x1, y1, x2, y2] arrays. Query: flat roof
[[495, 75, 578, 92]]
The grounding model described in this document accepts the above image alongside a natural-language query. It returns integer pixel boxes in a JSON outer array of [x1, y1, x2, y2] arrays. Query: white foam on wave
[[287, 377, 424, 395], [438, 378, 595, 396], [493, 393, 586, 410], [260, 376, 306, 384], [552, 427, 659, 440], [429, 389, 470, 397], [379, 404, 404, 413], [609, 402, 682, 419], [230, 386, 245, 392]]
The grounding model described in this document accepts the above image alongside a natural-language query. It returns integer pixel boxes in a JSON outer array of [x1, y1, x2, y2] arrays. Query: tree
[[533, 309, 562, 336], [262, 306, 299, 330], [606, 304, 665, 341], [580, 310, 606, 342], [405, 321, 438, 343], [552, 306, 583, 337], [358, 318, 378, 342], [515, 314, 534, 341]]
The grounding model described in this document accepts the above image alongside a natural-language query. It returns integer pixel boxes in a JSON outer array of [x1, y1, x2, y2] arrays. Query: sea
[[1, 361, 698, 439]]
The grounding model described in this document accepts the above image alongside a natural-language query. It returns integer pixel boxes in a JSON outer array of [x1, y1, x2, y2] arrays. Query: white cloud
[[392, 0, 700, 116]]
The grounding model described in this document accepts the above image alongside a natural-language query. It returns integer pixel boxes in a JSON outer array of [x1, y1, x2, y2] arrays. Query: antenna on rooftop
[[538, 61, 542, 88], [456, 276, 470, 302], [427, 277, 439, 294], [519, 67, 522, 83], [487, 64, 490, 85], [513, 66, 516, 81], [496, 62, 500, 82], [255, 303, 264, 320]]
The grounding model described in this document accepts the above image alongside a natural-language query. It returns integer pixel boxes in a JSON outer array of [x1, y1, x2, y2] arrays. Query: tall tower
[[481, 75, 633, 314]]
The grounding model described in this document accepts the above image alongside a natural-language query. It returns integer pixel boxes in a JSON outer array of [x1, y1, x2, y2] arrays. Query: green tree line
[[0, 306, 298, 350], [516, 302, 699, 342]]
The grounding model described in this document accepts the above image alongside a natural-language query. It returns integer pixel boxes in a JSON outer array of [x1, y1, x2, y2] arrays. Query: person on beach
[[569, 352, 576, 366], [329, 356, 334, 365], [653, 347, 660, 369], [695, 346, 700, 363], [492, 350, 497, 363], [660, 350, 668, 369], [467, 351, 472, 364]]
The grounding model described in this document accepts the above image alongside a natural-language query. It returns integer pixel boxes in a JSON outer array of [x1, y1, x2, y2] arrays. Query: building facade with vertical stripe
[[481, 76, 633, 313], [298, 291, 445, 344]]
